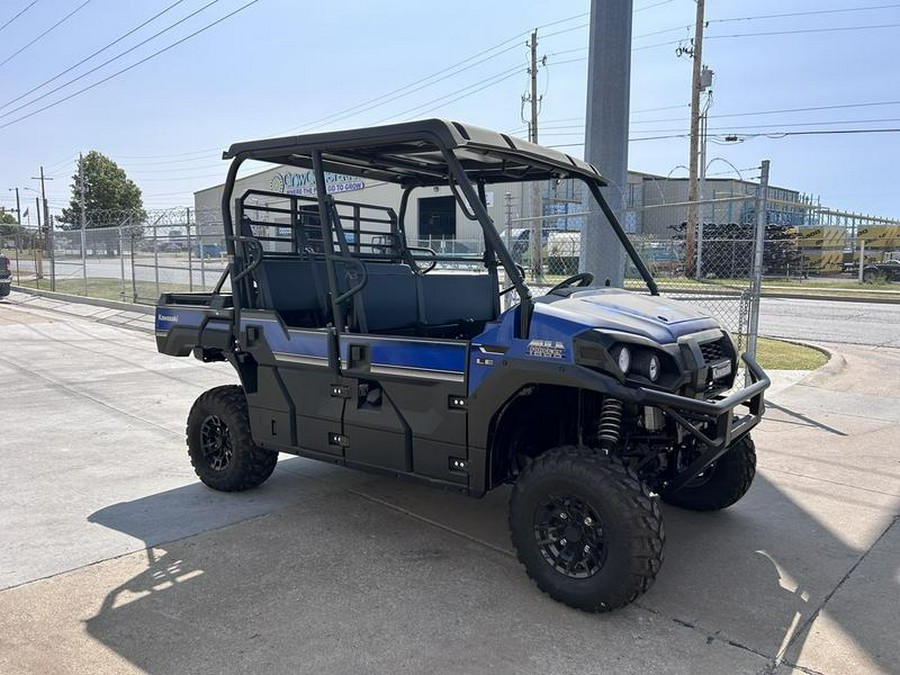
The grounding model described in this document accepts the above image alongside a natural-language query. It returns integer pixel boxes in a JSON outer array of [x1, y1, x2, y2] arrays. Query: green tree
[[59, 151, 145, 229]]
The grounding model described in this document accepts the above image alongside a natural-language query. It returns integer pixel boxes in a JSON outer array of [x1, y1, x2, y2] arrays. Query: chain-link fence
[[5, 178, 894, 365], [3, 207, 227, 304]]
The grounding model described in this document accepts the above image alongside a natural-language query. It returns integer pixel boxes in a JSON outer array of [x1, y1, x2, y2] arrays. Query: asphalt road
[[759, 297, 900, 347], [1, 294, 897, 674]]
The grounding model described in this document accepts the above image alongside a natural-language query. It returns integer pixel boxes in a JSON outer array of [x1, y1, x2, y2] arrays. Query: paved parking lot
[[0, 292, 897, 674]]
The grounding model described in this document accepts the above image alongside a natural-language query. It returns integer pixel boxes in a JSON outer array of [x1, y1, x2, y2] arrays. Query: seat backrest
[[253, 257, 325, 325], [355, 262, 419, 332], [418, 273, 497, 326]]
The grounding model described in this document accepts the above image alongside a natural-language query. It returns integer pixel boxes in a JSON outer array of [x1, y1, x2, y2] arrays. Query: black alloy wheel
[[186, 385, 278, 492], [199, 415, 233, 471], [509, 446, 664, 612], [533, 493, 607, 579]]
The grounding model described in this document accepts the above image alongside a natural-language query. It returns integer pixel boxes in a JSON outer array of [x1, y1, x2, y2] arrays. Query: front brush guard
[[638, 355, 769, 493]]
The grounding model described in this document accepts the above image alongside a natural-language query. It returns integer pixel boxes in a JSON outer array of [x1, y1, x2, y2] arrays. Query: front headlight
[[574, 331, 681, 388], [647, 354, 660, 382], [615, 345, 631, 374]]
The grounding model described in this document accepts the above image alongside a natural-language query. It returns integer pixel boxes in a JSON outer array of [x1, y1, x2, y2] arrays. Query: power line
[[0, 0, 261, 131], [0, 0, 190, 112], [0, 0, 40, 35], [276, 43, 524, 135], [0, 0, 222, 120], [635, 0, 677, 12], [0, 0, 93, 69], [708, 23, 900, 40], [710, 3, 900, 25], [737, 127, 900, 139], [713, 99, 900, 119], [374, 66, 524, 124], [95, 9, 591, 162], [273, 10, 592, 136]]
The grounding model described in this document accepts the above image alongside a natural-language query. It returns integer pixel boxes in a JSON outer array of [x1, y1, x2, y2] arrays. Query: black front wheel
[[661, 435, 756, 511], [509, 447, 665, 612], [186, 385, 278, 492]]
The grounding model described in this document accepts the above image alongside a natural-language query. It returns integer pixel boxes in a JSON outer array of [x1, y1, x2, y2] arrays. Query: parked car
[[862, 259, 900, 283], [193, 243, 223, 258], [0, 254, 10, 297]]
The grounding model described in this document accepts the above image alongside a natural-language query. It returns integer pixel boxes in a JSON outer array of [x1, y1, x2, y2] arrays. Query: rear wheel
[[509, 446, 664, 612], [186, 385, 277, 491], [661, 435, 756, 511]]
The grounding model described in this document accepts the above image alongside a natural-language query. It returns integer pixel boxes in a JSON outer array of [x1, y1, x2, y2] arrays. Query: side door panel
[[241, 312, 347, 457], [340, 335, 469, 484]]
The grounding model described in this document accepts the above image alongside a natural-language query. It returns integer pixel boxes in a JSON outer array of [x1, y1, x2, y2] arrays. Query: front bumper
[[638, 354, 770, 492]]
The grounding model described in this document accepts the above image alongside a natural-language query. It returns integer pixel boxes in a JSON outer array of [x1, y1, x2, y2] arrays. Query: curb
[[762, 337, 846, 383], [10, 285, 154, 315], [760, 290, 900, 305]]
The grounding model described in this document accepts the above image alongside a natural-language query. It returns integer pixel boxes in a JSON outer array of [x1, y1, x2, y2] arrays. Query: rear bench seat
[[253, 256, 497, 335]]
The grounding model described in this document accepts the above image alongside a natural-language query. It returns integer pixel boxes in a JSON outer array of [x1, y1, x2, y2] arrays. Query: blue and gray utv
[[155, 120, 769, 612]]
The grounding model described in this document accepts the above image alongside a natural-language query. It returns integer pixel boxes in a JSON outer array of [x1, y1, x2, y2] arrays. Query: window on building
[[418, 195, 457, 241]]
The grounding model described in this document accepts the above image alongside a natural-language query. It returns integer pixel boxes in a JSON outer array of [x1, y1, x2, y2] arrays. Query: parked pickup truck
[[862, 259, 900, 283]]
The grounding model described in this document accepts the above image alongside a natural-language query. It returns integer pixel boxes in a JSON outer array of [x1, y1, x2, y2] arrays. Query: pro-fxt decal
[[527, 339, 566, 360]]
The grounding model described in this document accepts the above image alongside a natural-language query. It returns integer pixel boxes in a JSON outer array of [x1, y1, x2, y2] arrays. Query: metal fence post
[[49, 215, 56, 292], [199, 224, 207, 290], [81, 223, 88, 296], [186, 208, 194, 292], [153, 220, 160, 300], [858, 239, 865, 283], [119, 224, 126, 302], [746, 160, 769, 364]]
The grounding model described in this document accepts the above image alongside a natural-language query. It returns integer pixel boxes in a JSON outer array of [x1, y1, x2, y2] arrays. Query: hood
[[533, 288, 721, 343]]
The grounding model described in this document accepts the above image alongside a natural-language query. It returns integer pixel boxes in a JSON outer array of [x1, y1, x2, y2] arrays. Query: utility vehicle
[[155, 120, 769, 612]]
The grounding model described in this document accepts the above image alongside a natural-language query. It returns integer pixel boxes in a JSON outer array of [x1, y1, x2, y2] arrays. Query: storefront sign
[[269, 170, 365, 196]]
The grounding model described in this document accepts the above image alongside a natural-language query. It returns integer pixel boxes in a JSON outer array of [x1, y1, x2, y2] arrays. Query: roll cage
[[219, 119, 658, 339]]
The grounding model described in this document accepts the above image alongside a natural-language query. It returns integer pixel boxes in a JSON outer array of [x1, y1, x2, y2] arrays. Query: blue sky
[[1, 0, 898, 219]]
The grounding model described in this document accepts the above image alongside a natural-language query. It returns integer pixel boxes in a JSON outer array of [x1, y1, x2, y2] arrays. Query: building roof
[[222, 118, 607, 188]]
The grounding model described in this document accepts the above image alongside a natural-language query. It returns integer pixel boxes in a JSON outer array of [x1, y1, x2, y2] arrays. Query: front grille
[[699, 339, 726, 364]]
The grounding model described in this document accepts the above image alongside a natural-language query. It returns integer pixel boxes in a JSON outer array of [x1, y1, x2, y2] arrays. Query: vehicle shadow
[[84, 463, 898, 673]]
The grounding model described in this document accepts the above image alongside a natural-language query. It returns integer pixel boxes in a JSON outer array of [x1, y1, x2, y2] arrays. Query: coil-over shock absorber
[[597, 397, 623, 452]]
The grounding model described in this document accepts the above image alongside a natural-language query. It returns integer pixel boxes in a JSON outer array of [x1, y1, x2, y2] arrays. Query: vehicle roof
[[223, 119, 607, 188]]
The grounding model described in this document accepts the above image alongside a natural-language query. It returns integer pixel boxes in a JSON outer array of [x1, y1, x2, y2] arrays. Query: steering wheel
[[547, 272, 594, 295]]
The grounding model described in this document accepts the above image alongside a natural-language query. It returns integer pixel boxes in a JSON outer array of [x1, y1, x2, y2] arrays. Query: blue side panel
[[155, 308, 207, 333], [241, 318, 329, 358], [241, 317, 467, 376], [468, 307, 585, 395], [367, 339, 466, 374]]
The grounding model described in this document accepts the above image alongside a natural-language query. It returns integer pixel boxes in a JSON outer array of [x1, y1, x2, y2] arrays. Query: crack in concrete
[[635, 603, 774, 665], [774, 514, 900, 668]]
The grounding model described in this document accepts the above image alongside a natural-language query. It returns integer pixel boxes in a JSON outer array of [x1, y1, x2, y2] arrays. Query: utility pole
[[685, 0, 705, 277], [13, 187, 21, 226], [523, 29, 544, 278], [696, 66, 713, 279], [581, 0, 633, 287], [31, 166, 54, 290], [34, 196, 43, 280], [747, 159, 769, 365]]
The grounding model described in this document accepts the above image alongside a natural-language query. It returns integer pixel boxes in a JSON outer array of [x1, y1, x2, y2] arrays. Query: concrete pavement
[[0, 291, 897, 674]]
